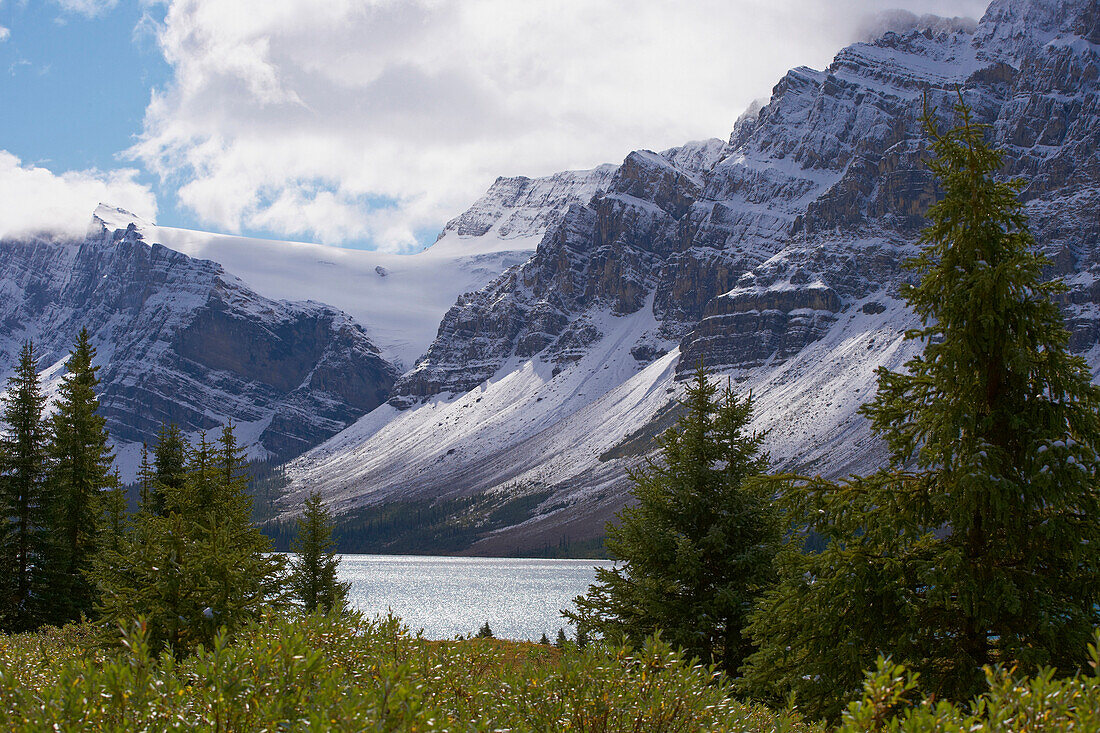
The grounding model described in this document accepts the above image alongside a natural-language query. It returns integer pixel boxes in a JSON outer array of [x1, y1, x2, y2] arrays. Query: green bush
[[0, 612, 818, 732], [840, 636, 1100, 731]]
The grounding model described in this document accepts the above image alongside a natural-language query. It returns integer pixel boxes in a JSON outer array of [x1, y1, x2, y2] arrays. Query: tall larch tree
[[743, 98, 1100, 720], [0, 342, 51, 631], [47, 327, 116, 624]]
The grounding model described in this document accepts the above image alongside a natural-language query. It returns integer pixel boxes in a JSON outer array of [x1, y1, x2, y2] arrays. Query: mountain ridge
[[279, 0, 1100, 554]]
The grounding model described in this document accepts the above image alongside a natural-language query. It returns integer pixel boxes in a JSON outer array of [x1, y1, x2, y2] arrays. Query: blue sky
[[0, 0, 991, 251], [0, 2, 165, 172], [0, 1, 193, 226]]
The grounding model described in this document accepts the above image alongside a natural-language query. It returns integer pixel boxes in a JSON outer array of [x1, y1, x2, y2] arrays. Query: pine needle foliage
[[289, 491, 349, 614], [150, 424, 187, 516], [568, 365, 779, 675], [743, 98, 1100, 720], [93, 422, 285, 657], [0, 342, 51, 631], [46, 328, 117, 625]]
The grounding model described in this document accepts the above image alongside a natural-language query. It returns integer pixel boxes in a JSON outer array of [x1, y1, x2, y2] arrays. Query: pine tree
[[151, 423, 187, 515], [567, 366, 778, 675], [47, 328, 116, 624], [539, 632, 550, 645], [136, 443, 154, 513], [743, 99, 1100, 719], [476, 621, 494, 639], [289, 491, 349, 614], [95, 422, 285, 656], [555, 628, 568, 649], [0, 342, 50, 631]]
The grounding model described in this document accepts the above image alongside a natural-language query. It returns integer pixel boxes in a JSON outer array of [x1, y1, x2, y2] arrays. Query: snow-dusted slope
[[98, 164, 614, 371], [282, 0, 1100, 553], [0, 164, 614, 478]]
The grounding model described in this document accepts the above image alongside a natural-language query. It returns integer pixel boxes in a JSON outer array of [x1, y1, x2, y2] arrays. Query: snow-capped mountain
[[0, 165, 613, 476], [281, 0, 1100, 554], [98, 162, 614, 372], [0, 214, 396, 471]]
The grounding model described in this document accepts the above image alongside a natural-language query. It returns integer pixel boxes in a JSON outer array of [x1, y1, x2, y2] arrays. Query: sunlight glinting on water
[[337, 554, 613, 641]]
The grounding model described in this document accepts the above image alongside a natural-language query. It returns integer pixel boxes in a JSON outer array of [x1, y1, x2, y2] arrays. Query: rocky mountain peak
[[856, 10, 978, 44], [286, 0, 1100, 554], [976, 0, 1100, 59], [91, 203, 153, 234], [432, 164, 617, 247], [0, 216, 399, 477]]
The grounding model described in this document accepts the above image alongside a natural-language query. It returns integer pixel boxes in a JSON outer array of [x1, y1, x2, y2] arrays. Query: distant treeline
[[262, 488, 585, 556]]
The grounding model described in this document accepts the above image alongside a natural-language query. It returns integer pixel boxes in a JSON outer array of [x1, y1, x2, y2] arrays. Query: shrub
[[0, 612, 818, 731], [840, 635, 1100, 731]]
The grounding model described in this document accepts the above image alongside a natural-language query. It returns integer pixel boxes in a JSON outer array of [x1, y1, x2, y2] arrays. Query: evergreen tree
[[95, 422, 285, 657], [98, 469, 128, 558], [743, 99, 1100, 719], [555, 628, 568, 649], [567, 366, 779, 675], [539, 632, 550, 645], [0, 342, 50, 631], [289, 491, 349, 614], [136, 443, 154, 513], [151, 423, 187, 515], [476, 621, 494, 639], [47, 328, 116, 624], [180, 430, 216, 514]]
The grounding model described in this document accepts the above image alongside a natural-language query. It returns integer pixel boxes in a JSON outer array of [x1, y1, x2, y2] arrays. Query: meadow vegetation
[[3, 613, 1100, 731]]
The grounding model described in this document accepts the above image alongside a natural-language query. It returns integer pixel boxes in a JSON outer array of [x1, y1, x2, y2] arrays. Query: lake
[[337, 554, 613, 641]]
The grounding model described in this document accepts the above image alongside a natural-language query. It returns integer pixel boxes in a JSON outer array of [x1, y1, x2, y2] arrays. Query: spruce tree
[[0, 342, 50, 631], [555, 628, 567, 649], [743, 99, 1100, 719], [289, 491, 349, 614], [98, 469, 128, 558], [95, 422, 285, 656], [194, 423, 285, 635], [151, 423, 187, 515], [136, 443, 154, 512], [47, 328, 116, 624], [567, 366, 778, 675]]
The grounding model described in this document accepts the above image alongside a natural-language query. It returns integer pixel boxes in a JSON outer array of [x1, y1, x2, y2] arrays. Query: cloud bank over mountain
[[127, 0, 987, 251], [0, 151, 156, 239]]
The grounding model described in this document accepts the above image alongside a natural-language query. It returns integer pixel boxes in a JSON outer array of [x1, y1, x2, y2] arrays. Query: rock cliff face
[[392, 140, 725, 404], [396, 0, 1100, 400], [436, 165, 618, 243], [0, 215, 398, 471], [285, 0, 1100, 554]]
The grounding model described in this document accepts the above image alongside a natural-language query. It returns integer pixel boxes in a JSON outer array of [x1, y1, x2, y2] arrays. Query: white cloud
[[133, 0, 989, 251], [0, 25, 9, 42], [53, 0, 119, 18], [0, 151, 157, 239]]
